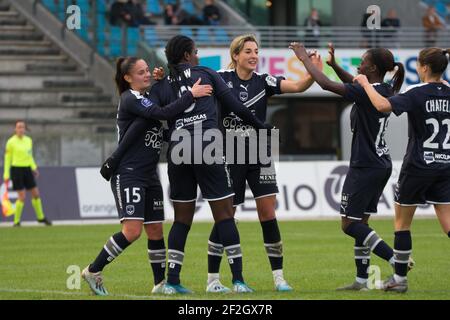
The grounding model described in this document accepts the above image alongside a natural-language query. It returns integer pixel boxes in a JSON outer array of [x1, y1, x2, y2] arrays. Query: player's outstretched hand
[[310, 51, 323, 71], [326, 42, 336, 67], [100, 156, 119, 181], [353, 74, 370, 87], [152, 67, 165, 81], [191, 78, 213, 98], [289, 42, 309, 61]]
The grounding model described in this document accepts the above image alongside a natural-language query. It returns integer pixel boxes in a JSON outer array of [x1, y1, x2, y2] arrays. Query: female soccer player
[[3, 120, 51, 227], [354, 48, 450, 293], [146, 35, 273, 294], [205, 34, 322, 293], [290, 42, 407, 291], [82, 56, 213, 296]]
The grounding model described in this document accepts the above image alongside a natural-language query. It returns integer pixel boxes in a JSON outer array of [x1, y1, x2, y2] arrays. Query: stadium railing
[[36, 0, 450, 59]]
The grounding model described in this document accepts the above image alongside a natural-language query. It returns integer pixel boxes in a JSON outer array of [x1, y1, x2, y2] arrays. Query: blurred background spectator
[[110, 0, 155, 27], [203, 0, 221, 25], [304, 8, 321, 47], [422, 5, 444, 47]]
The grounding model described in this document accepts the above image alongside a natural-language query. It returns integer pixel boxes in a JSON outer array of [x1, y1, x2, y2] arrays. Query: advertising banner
[[156, 48, 450, 97]]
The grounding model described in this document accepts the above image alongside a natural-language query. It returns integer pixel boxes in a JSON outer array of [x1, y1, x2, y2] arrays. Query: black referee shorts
[[10, 166, 36, 190]]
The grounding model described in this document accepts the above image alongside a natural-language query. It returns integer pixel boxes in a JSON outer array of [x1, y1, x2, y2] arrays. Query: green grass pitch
[[0, 218, 449, 300]]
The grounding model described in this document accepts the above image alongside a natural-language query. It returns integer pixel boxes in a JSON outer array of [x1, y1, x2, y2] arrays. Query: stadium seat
[[110, 26, 123, 57], [127, 28, 140, 55], [163, 0, 177, 5], [179, 26, 194, 38], [213, 28, 229, 44], [196, 27, 211, 45], [180, 0, 196, 15], [96, 0, 108, 12], [144, 27, 161, 47], [146, 0, 162, 15]]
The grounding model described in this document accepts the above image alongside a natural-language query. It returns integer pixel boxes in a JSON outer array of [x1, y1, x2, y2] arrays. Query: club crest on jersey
[[126, 205, 135, 215], [227, 81, 233, 88], [266, 75, 277, 87], [239, 91, 248, 102], [141, 98, 153, 108]]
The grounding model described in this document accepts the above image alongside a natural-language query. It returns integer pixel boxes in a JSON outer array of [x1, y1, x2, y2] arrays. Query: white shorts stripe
[[203, 193, 235, 202], [143, 220, 165, 225], [170, 198, 196, 203], [253, 192, 279, 200]]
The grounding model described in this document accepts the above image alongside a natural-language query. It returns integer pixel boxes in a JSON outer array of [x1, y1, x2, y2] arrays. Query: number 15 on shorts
[[124, 187, 141, 203]]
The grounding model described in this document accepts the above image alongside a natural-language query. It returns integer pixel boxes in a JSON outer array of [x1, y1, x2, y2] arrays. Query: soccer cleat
[[38, 218, 52, 226], [336, 281, 369, 291], [162, 283, 193, 295], [13, 222, 21, 227], [232, 280, 254, 293], [275, 279, 293, 292], [383, 275, 408, 293], [206, 279, 231, 293], [81, 266, 108, 296], [151, 280, 167, 294]]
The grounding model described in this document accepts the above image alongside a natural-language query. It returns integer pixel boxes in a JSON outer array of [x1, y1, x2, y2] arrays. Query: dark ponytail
[[418, 47, 450, 76], [367, 48, 405, 93], [391, 62, 405, 93], [114, 56, 140, 94]]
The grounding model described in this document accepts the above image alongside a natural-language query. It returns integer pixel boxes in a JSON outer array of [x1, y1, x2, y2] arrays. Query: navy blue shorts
[[340, 167, 392, 221], [110, 173, 164, 224], [229, 162, 279, 206], [167, 137, 234, 202], [10, 167, 36, 190], [394, 171, 450, 206]]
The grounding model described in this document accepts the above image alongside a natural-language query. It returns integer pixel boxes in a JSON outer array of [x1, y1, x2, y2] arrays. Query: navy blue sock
[[216, 218, 244, 283], [261, 219, 283, 271], [167, 222, 190, 285], [394, 230, 412, 277], [207, 223, 223, 274], [354, 238, 370, 280], [89, 232, 131, 273], [448, 231, 450, 238], [345, 222, 393, 263], [148, 238, 166, 285]]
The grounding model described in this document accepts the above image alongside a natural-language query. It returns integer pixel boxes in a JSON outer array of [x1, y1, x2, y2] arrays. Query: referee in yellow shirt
[[3, 120, 51, 227]]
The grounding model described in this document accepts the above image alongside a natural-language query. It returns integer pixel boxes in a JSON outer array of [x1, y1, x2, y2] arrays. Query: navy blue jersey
[[343, 83, 393, 168], [115, 88, 194, 181], [218, 69, 284, 131], [148, 64, 267, 137], [389, 82, 450, 176]]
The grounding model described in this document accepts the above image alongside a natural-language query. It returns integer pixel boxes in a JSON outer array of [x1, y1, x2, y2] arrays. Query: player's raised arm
[[326, 42, 354, 84], [289, 42, 346, 96], [280, 50, 322, 93]]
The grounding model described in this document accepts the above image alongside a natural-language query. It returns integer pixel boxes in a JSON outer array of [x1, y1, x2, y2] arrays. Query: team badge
[[126, 205, 135, 215], [239, 91, 248, 102], [141, 98, 153, 108]]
